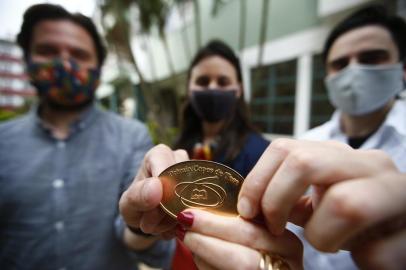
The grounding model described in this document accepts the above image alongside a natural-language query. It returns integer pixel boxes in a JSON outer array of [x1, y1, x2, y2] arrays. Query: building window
[[250, 59, 297, 135], [310, 54, 334, 128]]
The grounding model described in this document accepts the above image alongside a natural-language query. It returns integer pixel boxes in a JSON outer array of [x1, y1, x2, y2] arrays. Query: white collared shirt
[[290, 99, 406, 270], [301, 99, 406, 172]]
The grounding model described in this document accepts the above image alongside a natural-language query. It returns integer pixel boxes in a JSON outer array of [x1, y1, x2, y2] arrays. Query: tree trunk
[[257, 0, 270, 66], [144, 35, 157, 81], [161, 33, 175, 77], [177, 2, 191, 63], [126, 44, 145, 84], [239, 0, 246, 52], [193, 0, 202, 49], [116, 40, 152, 108]]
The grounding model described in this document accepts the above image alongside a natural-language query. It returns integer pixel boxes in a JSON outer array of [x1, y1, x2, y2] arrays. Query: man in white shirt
[[296, 5, 406, 269], [302, 5, 406, 173]]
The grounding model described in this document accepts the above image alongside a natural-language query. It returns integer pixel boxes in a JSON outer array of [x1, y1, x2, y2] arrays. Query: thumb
[[119, 177, 163, 225]]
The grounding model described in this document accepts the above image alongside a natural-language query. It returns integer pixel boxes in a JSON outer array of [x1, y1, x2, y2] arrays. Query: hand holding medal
[[159, 160, 295, 270]]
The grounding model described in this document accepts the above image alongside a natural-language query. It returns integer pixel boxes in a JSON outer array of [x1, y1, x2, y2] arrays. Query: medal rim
[[159, 160, 244, 219]]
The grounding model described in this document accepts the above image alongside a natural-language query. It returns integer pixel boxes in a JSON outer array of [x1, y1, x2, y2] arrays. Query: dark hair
[[16, 4, 107, 66], [174, 40, 258, 164], [323, 4, 406, 63], [187, 40, 243, 83]]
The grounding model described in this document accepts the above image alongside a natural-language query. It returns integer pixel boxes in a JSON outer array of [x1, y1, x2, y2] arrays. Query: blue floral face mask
[[27, 58, 100, 107]]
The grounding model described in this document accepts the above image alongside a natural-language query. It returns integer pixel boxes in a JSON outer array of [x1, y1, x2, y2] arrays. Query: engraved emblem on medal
[[159, 160, 244, 218]]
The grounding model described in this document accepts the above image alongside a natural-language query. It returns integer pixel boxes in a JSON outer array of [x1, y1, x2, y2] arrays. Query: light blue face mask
[[325, 63, 404, 115]]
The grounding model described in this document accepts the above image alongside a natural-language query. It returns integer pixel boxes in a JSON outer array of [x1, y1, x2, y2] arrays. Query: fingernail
[[238, 197, 253, 218], [177, 211, 194, 228], [176, 224, 186, 241], [142, 180, 153, 203]]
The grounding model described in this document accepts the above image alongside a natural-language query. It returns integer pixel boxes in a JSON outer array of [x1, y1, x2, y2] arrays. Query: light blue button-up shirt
[[0, 105, 174, 270]]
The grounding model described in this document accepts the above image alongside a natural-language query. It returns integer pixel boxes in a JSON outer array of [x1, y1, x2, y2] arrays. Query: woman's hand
[[177, 209, 303, 270]]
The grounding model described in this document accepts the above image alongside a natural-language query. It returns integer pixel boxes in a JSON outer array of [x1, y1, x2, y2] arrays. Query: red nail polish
[[176, 225, 186, 241], [177, 211, 194, 228]]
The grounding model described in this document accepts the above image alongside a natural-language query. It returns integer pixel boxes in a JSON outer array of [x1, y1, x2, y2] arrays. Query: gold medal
[[159, 160, 244, 218]]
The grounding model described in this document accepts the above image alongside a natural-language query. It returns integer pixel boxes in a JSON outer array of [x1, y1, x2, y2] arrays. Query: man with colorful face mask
[[27, 58, 101, 108], [0, 4, 174, 270], [291, 5, 406, 270]]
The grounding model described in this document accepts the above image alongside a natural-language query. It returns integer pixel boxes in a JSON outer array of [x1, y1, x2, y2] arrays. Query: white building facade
[[127, 0, 403, 137]]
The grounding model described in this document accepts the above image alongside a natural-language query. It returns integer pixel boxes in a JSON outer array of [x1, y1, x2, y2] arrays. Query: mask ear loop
[[396, 62, 406, 99], [398, 79, 406, 99], [402, 62, 406, 93]]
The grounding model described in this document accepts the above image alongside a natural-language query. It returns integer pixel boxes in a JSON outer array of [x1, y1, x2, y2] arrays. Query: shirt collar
[[383, 99, 406, 136], [328, 110, 342, 138], [30, 103, 100, 138], [71, 103, 99, 131], [328, 99, 406, 138]]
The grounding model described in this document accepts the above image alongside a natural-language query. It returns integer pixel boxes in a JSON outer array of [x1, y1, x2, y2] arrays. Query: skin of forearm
[[123, 227, 160, 251]]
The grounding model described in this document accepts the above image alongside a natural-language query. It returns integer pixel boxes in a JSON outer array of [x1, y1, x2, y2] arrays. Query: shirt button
[[56, 141, 66, 149], [53, 179, 64, 189], [55, 221, 64, 231]]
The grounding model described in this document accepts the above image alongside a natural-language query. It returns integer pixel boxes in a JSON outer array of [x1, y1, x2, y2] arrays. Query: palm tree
[[99, 0, 188, 138], [99, 0, 152, 118], [174, 0, 201, 58], [99, 0, 146, 84], [100, 0, 171, 126], [138, 0, 176, 77]]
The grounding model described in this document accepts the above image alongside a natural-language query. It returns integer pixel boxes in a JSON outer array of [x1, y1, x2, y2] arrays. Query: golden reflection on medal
[[160, 160, 292, 270], [159, 160, 244, 218]]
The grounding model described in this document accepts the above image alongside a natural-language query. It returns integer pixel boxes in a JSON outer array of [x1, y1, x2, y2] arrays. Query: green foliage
[[147, 120, 179, 146], [138, 0, 169, 36], [0, 108, 27, 122], [100, 0, 134, 63], [101, 0, 170, 38]]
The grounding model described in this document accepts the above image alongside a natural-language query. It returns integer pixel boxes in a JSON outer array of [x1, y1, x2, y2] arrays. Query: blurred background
[[1, 0, 405, 144]]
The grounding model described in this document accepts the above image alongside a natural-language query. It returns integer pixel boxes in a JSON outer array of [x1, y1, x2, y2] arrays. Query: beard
[[39, 94, 95, 112]]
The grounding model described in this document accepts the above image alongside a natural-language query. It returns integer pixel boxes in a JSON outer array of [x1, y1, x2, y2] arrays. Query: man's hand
[[237, 139, 399, 242], [236, 138, 406, 268], [238, 139, 396, 236], [315, 172, 406, 269], [119, 144, 189, 247]]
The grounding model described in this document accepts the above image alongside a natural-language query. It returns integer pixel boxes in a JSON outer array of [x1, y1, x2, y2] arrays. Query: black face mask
[[190, 89, 238, 123]]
